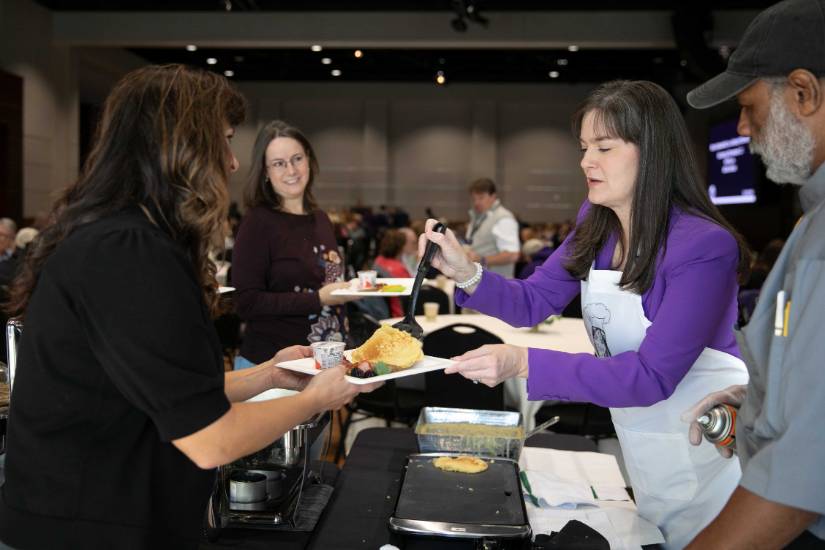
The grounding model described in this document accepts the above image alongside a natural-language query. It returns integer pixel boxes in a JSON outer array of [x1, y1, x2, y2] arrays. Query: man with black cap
[[682, 0, 825, 547]]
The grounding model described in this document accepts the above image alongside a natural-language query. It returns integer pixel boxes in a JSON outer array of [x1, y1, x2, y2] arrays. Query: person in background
[[373, 229, 412, 318], [13, 227, 38, 255], [420, 80, 751, 548], [465, 178, 520, 278], [517, 238, 553, 280], [742, 237, 785, 291], [399, 226, 419, 275], [0, 219, 18, 291], [683, 0, 825, 547], [0, 64, 378, 549], [232, 121, 358, 369]]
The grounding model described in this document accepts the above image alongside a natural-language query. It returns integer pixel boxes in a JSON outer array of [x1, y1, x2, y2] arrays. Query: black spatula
[[392, 222, 446, 340]]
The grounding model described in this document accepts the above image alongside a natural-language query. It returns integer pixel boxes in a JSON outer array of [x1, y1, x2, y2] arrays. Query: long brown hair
[[5, 64, 246, 319], [565, 80, 750, 293], [244, 120, 319, 213]]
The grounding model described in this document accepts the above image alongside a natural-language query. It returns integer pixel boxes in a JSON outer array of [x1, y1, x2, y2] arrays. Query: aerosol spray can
[[697, 403, 737, 453]]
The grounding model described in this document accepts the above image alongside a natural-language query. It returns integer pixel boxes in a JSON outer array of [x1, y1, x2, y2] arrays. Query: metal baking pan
[[389, 452, 531, 540], [414, 407, 525, 460]]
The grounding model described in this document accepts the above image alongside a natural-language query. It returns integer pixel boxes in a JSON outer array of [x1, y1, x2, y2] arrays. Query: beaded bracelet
[[455, 262, 483, 289]]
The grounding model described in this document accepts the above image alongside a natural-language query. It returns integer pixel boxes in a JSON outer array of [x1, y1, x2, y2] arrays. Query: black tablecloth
[[306, 429, 599, 550]]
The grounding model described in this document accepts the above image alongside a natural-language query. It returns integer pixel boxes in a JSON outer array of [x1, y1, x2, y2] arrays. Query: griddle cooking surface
[[395, 455, 526, 526]]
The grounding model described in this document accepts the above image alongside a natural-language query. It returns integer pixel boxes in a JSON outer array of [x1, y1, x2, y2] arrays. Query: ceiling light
[[331, 69, 342, 77], [568, 45, 579, 52], [206, 58, 218, 65], [185, 44, 197, 52], [549, 71, 560, 78], [557, 58, 568, 66], [234, 55, 245, 63], [311, 45, 323, 52], [321, 57, 332, 65], [354, 49, 363, 59], [435, 70, 446, 85], [223, 70, 234, 77]]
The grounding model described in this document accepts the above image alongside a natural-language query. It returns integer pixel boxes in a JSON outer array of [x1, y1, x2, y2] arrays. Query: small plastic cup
[[435, 274, 448, 290], [423, 302, 439, 322], [357, 270, 378, 290], [310, 341, 347, 369]]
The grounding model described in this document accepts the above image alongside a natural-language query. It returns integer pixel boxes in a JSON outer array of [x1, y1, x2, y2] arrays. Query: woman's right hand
[[417, 218, 476, 283], [319, 281, 358, 306], [303, 365, 382, 411]]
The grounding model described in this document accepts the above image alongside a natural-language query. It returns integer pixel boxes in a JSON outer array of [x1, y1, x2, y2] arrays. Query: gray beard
[[748, 89, 815, 185]]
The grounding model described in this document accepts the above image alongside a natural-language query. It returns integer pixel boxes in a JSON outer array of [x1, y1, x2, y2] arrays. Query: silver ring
[[473, 380, 479, 385]]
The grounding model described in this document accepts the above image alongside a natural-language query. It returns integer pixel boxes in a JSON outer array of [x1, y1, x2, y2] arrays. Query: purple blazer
[[456, 202, 741, 408]]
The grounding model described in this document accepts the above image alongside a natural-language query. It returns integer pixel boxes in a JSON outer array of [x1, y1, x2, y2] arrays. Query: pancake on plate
[[432, 455, 489, 474], [350, 325, 423, 374]]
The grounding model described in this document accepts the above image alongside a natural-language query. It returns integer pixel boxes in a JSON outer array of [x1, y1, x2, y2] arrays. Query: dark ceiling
[[130, 47, 686, 84], [36, 1, 775, 10], [36, 1, 774, 83]]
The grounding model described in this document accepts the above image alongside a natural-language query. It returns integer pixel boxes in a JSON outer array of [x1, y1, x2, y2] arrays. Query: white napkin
[[524, 470, 597, 509]]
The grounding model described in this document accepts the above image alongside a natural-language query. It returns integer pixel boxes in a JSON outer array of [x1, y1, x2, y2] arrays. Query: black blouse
[[0, 208, 230, 549]]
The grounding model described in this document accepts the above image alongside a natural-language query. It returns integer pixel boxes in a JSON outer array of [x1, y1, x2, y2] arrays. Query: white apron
[[581, 266, 748, 549]]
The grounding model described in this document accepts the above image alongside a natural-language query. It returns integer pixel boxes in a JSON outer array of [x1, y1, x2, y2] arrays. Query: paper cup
[[357, 270, 378, 290], [310, 341, 346, 369], [423, 302, 439, 321]]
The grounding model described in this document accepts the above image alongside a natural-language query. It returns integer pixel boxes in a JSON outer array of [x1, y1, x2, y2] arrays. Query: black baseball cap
[[687, 0, 825, 109]]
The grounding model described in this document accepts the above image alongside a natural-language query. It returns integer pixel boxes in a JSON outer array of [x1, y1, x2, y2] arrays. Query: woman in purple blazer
[[420, 81, 750, 549]]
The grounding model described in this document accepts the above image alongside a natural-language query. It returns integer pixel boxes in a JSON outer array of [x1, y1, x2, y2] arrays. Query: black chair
[[422, 323, 505, 410], [534, 402, 615, 441], [412, 285, 450, 315]]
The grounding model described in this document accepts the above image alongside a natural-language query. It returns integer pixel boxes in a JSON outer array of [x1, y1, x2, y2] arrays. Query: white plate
[[276, 351, 454, 385], [331, 278, 414, 297], [219, 286, 236, 294]]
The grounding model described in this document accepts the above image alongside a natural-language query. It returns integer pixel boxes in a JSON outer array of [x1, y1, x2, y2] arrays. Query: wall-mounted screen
[[707, 119, 757, 205]]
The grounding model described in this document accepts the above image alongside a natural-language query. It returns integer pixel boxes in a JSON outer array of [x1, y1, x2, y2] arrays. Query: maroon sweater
[[232, 206, 345, 363]]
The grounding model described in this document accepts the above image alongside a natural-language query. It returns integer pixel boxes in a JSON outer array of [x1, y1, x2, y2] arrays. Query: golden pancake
[[432, 455, 489, 474], [351, 325, 423, 371]]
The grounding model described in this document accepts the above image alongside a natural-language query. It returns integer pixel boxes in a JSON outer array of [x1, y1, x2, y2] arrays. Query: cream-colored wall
[[0, 0, 77, 219], [234, 81, 595, 224], [0, 0, 146, 219]]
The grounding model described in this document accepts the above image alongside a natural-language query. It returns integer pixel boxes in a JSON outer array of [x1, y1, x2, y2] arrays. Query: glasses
[[266, 153, 306, 174]]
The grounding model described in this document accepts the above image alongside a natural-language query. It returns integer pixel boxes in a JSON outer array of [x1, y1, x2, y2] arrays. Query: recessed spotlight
[[435, 70, 446, 85], [186, 44, 197, 52], [223, 70, 234, 77], [354, 49, 363, 58], [311, 45, 323, 52], [557, 58, 568, 66], [568, 45, 579, 52], [321, 57, 332, 65], [549, 71, 560, 78], [206, 57, 218, 65], [331, 69, 342, 77]]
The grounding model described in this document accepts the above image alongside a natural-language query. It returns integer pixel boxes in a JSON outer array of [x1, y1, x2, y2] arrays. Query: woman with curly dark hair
[[0, 65, 376, 549]]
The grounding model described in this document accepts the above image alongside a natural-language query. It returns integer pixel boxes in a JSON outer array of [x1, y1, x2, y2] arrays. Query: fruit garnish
[[379, 285, 405, 293], [373, 361, 391, 376]]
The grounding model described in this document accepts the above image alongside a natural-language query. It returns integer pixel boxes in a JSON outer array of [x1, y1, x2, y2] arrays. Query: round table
[[382, 314, 594, 429]]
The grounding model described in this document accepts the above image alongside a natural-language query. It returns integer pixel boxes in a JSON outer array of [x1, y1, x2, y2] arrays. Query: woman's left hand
[[444, 344, 529, 387], [268, 345, 313, 390]]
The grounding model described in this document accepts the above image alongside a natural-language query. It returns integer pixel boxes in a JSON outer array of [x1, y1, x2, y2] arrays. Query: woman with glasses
[[231, 121, 358, 370]]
